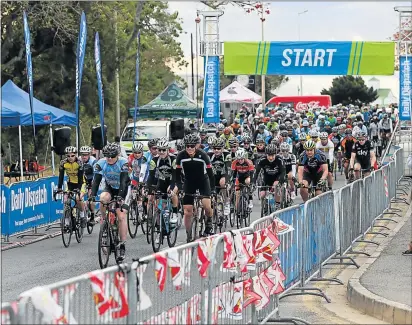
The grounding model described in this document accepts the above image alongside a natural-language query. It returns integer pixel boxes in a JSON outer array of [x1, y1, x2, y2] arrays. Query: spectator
[[402, 241, 412, 255]]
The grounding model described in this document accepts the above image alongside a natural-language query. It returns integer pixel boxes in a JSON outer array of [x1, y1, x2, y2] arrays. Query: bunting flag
[[94, 32, 105, 141], [197, 236, 219, 278], [154, 252, 168, 292], [136, 264, 153, 311]]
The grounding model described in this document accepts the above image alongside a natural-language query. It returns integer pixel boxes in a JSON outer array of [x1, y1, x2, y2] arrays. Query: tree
[[255, 76, 289, 102], [321, 76, 378, 106]]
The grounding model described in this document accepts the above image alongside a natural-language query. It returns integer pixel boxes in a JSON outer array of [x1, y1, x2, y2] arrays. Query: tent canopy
[[128, 82, 199, 119], [219, 80, 262, 104], [1, 80, 76, 127]]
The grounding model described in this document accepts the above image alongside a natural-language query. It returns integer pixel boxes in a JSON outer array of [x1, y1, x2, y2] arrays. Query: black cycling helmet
[[184, 133, 200, 145], [345, 129, 353, 135], [176, 139, 185, 151], [279, 124, 286, 131], [265, 143, 278, 155], [148, 138, 158, 148], [103, 143, 120, 157]]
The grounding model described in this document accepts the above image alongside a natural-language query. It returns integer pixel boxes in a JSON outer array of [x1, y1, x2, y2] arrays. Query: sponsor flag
[[94, 32, 105, 141]]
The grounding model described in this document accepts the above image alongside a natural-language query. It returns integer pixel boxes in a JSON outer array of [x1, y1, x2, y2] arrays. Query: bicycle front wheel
[[127, 201, 139, 239], [61, 207, 72, 248], [151, 209, 162, 253], [146, 202, 153, 244], [75, 212, 84, 244], [98, 221, 111, 269]]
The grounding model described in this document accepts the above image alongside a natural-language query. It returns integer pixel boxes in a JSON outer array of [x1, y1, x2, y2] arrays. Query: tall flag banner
[[75, 12, 87, 148], [95, 32, 105, 141], [202, 56, 220, 124], [23, 11, 36, 150], [399, 56, 412, 121], [133, 31, 141, 144]]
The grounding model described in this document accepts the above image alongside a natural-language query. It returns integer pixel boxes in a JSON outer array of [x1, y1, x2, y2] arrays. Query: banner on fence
[[1, 185, 10, 236], [224, 41, 395, 75]]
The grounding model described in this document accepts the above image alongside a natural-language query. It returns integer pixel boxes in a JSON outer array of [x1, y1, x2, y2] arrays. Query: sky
[[168, 1, 409, 97]]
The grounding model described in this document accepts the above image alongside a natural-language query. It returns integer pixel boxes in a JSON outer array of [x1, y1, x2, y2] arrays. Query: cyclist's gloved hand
[[88, 196, 95, 202], [317, 178, 326, 186]]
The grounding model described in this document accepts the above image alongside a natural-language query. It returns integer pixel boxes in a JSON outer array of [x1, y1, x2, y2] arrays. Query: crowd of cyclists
[[55, 102, 397, 264]]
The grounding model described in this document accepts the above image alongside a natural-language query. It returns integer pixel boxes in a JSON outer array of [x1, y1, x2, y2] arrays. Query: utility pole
[[298, 10, 308, 96], [114, 10, 121, 138]]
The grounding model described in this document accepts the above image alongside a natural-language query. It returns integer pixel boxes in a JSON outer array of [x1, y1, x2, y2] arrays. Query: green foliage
[[255, 75, 289, 103], [1, 1, 186, 162], [321, 76, 378, 106]]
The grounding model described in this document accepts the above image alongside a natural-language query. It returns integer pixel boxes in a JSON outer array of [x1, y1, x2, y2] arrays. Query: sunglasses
[[150, 147, 158, 150], [213, 147, 223, 150], [186, 145, 196, 149], [81, 153, 90, 157], [133, 151, 143, 154], [158, 149, 168, 153], [358, 138, 366, 141], [67, 154, 76, 158], [230, 146, 238, 149], [107, 155, 117, 159]]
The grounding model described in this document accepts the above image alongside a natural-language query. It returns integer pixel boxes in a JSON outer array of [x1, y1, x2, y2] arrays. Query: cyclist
[[79, 145, 96, 224], [309, 129, 319, 143], [253, 124, 269, 143], [231, 149, 254, 212], [349, 131, 376, 180], [208, 137, 232, 216], [57, 146, 87, 228], [293, 133, 307, 157], [297, 140, 329, 202], [175, 134, 215, 242], [316, 132, 335, 190], [199, 129, 209, 152], [228, 138, 239, 160], [279, 142, 297, 199], [128, 142, 147, 186], [369, 115, 380, 157], [220, 127, 235, 150], [91, 143, 129, 262], [253, 138, 266, 164], [147, 139, 179, 225], [341, 129, 356, 181], [142, 138, 159, 182], [378, 114, 393, 151], [253, 143, 285, 211], [241, 135, 254, 160]]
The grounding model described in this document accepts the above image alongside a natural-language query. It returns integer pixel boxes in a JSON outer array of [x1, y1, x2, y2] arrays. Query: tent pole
[[50, 123, 55, 175], [19, 125, 24, 179]]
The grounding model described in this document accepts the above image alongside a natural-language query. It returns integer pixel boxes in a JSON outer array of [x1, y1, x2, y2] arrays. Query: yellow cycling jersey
[[59, 157, 85, 184]]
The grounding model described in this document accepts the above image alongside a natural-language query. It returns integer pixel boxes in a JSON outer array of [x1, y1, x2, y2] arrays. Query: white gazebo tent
[[219, 81, 261, 121]]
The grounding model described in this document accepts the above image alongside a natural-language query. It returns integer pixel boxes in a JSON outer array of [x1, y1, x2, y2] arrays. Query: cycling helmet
[[235, 149, 247, 159], [207, 136, 216, 146], [265, 143, 278, 155], [332, 127, 338, 133], [242, 135, 252, 143], [270, 117, 276, 122], [103, 143, 120, 157], [234, 118, 240, 124], [286, 124, 293, 130], [157, 138, 170, 149], [325, 121, 331, 126], [302, 120, 309, 127], [228, 138, 239, 146], [176, 139, 185, 151], [132, 142, 144, 153], [217, 124, 225, 131], [79, 146, 92, 154], [280, 142, 290, 152], [148, 138, 158, 148], [299, 133, 307, 140], [303, 140, 316, 150], [258, 124, 266, 130], [214, 137, 225, 148], [345, 129, 353, 135], [184, 133, 200, 145], [65, 146, 77, 154], [272, 135, 282, 144], [199, 129, 207, 135], [280, 130, 288, 137], [256, 138, 265, 144], [222, 119, 228, 126], [279, 124, 286, 131], [339, 124, 346, 130], [320, 132, 328, 139], [357, 131, 367, 138], [309, 130, 319, 138], [223, 127, 231, 135], [319, 114, 325, 120]]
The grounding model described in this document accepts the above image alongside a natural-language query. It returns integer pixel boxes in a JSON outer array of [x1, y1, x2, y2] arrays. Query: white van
[[120, 119, 184, 156]]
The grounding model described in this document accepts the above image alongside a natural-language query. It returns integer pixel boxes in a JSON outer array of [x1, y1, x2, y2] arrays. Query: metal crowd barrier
[[3, 148, 409, 325]]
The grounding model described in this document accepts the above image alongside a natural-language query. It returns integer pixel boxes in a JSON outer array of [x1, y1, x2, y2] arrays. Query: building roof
[[376, 88, 391, 98], [369, 77, 380, 82]]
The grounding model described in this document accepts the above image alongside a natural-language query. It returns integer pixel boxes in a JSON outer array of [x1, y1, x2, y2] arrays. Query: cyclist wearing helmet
[[308, 129, 319, 143], [279, 142, 297, 199], [279, 130, 293, 152], [231, 118, 241, 132], [253, 138, 266, 164], [369, 116, 380, 157], [143, 138, 159, 182], [216, 123, 225, 138], [148, 139, 180, 225], [297, 140, 328, 202], [128, 142, 147, 187], [208, 137, 231, 216], [220, 127, 235, 150], [80, 145, 97, 223], [57, 146, 87, 228], [266, 117, 278, 132], [349, 131, 376, 180], [253, 124, 269, 143], [294, 133, 307, 157], [91, 143, 129, 263], [241, 135, 254, 159], [176, 134, 215, 241], [253, 143, 285, 211], [316, 132, 335, 190], [341, 129, 356, 181], [231, 148, 254, 210], [228, 138, 239, 161], [301, 120, 310, 134], [199, 129, 209, 152]]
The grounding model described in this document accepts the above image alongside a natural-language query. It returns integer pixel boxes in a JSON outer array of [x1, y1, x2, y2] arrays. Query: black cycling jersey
[[208, 150, 231, 176], [253, 147, 266, 163], [175, 149, 215, 186], [253, 156, 286, 185], [352, 140, 372, 169], [298, 150, 327, 174], [281, 153, 297, 174], [293, 142, 305, 157], [148, 155, 176, 187]]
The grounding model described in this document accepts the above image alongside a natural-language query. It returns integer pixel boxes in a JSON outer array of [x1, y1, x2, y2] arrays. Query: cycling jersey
[[82, 156, 97, 184], [341, 137, 356, 159], [281, 153, 297, 176], [254, 130, 270, 143], [128, 154, 147, 183], [58, 157, 85, 189], [253, 156, 285, 185], [378, 119, 392, 132], [298, 150, 327, 174], [352, 140, 373, 170], [253, 147, 266, 164], [149, 155, 176, 183], [143, 151, 157, 182], [231, 159, 254, 180], [208, 151, 231, 176], [92, 157, 129, 199], [316, 140, 334, 163]]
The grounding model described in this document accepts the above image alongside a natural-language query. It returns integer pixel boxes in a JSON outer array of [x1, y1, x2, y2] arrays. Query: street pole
[[191, 33, 195, 100], [298, 10, 308, 96], [261, 8, 266, 110], [114, 10, 121, 138]]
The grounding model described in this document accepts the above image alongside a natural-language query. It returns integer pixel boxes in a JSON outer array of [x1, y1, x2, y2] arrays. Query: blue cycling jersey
[[143, 151, 154, 182], [83, 156, 97, 181], [94, 157, 128, 189]]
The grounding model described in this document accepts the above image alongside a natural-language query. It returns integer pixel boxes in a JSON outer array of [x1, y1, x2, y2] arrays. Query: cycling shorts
[[355, 158, 371, 171], [235, 175, 250, 191], [183, 179, 211, 205], [303, 171, 323, 186]]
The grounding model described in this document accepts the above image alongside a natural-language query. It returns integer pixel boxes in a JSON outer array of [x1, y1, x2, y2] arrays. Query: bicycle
[[211, 186, 227, 233], [84, 186, 96, 235], [297, 182, 325, 199], [279, 181, 294, 209], [54, 189, 84, 248], [127, 183, 147, 239], [234, 183, 252, 228], [150, 191, 178, 253], [185, 191, 208, 242], [94, 198, 124, 269]]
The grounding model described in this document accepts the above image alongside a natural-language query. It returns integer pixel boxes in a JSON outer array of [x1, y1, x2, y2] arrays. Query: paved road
[[2, 175, 347, 303]]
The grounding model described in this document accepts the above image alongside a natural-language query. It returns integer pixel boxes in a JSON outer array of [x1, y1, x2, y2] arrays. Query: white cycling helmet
[[157, 138, 170, 149], [79, 146, 92, 154], [235, 149, 247, 159], [132, 142, 144, 153], [65, 146, 77, 154], [320, 132, 328, 139]]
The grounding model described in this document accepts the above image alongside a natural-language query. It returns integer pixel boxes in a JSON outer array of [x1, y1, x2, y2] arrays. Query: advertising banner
[[133, 31, 142, 144], [399, 56, 412, 121], [7, 177, 63, 235], [224, 41, 395, 75], [48, 176, 64, 223], [1, 185, 10, 236], [203, 56, 220, 124], [94, 32, 105, 141]]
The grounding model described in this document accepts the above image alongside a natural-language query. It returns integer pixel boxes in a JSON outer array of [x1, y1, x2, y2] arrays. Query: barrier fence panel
[[338, 185, 356, 256], [1, 302, 18, 325], [394, 128, 412, 177], [361, 174, 375, 235], [350, 180, 363, 240]]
